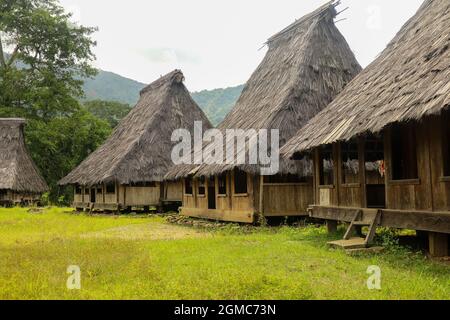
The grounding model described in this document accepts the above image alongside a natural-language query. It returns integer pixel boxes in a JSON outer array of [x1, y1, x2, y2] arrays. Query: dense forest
[[0, 0, 241, 203]]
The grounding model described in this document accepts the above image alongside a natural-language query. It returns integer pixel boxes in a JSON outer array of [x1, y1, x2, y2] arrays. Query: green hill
[[82, 70, 243, 126], [82, 70, 146, 105], [191, 85, 244, 125]]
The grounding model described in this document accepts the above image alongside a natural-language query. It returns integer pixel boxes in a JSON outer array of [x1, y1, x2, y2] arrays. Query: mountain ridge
[[83, 69, 243, 125]]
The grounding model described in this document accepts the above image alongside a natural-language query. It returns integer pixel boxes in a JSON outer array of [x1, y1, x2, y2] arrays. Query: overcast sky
[[59, 0, 424, 91]]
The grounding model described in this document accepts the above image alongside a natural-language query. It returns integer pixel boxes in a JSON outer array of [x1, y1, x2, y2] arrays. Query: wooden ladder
[[343, 209, 381, 247]]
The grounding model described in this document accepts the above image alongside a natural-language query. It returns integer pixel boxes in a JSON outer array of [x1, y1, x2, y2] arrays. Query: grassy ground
[[0, 207, 448, 300]]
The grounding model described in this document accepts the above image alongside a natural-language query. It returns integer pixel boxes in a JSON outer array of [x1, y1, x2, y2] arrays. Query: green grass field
[[0, 207, 448, 300]]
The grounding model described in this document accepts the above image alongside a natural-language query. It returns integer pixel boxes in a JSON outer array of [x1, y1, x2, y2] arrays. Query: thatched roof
[[282, 0, 450, 158], [166, 0, 361, 179], [0, 118, 48, 193], [59, 70, 212, 186]]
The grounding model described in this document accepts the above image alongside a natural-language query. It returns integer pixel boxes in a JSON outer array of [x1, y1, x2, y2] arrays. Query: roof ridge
[[139, 69, 184, 96], [266, 0, 338, 45]]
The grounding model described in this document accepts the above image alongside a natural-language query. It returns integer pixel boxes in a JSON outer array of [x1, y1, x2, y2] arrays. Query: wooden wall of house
[[216, 172, 233, 211], [262, 177, 313, 216], [73, 192, 84, 204], [1, 190, 40, 203], [121, 184, 160, 206], [180, 171, 255, 223], [164, 181, 183, 201], [182, 178, 196, 208], [385, 115, 450, 212], [196, 178, 208, 210], [311, 112, 450, 215], [314, 144, 340, 207], [182, 170, 314, 219], [230, 171, 254, 211], [104, 187, 116, 204], [428, 114, 450, 211], [75, 183, 162, 207], [384, 124, 431, 211], [182, 172, 254, 212], [0, 190, 11, 201]]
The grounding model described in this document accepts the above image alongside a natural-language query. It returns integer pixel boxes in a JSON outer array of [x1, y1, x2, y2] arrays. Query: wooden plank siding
[[73, 181, 183, 210], [181, 172, 255, 223], [180, 170, 313, 222], [309, 114, 450, 234], [263, 179, 312, 216]]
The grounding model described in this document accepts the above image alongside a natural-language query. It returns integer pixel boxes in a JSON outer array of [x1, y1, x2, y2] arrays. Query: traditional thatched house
[[59, 70, 212, 212], [281, 0, 450, 256], [0, 118, 48, 206], [165, 1, 361, 223]]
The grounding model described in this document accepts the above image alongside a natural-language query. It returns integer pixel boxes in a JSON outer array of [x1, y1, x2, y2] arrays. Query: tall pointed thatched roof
[[166, 0, 361, 179], [59, 70, 212, 186], [282, 0, 450, 158], [0, 118, 48, 193]]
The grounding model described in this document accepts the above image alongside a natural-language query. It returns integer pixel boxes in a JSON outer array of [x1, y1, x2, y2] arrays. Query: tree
[[84, 100, 132, 128], [26, 110, 111, 203], [0, 0, 101, 203], [0, 0, 97, 117]]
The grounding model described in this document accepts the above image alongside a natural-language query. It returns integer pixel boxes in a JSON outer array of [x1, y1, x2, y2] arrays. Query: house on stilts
[[59, 70, 212, 212], [0, 118, 48, 206], [281, 0, 450, 256], [165, 1, 361, 223]]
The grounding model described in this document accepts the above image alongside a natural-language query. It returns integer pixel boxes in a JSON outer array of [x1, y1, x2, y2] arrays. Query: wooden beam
[[310, 205, 450, 234]]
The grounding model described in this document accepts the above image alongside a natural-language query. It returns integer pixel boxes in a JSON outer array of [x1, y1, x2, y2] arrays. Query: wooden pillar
[[333, 143, 340, 207], [326, 220, 338, 233], [259, 175, 264, 215], [115, 182, 120, 214], [123, 185, 127, 207], [359, 137, 367, 208], [428, 232, 449, 257], [227, 172, 232, 209]]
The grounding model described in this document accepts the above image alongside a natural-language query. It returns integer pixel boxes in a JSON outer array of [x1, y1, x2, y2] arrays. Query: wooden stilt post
[[327, 220, 338, 233], [428, 232, 449, 257]]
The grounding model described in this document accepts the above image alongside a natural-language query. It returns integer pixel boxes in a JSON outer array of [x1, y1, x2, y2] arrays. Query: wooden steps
[[328, 237, 367, 250], [328, 209, 381, 249]]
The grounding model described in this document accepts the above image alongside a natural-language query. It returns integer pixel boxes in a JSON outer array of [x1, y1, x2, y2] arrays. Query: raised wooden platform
[[309, 205, 450, 234]]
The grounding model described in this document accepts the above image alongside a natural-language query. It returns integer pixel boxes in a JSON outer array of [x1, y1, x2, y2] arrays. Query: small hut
[[165, 1, 361, 223], [0, 118, 48, 206], [281, 0, 450, 256], [59, 70, 212, 212]]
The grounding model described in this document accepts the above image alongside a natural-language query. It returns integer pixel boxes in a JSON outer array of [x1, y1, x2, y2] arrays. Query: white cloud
[[60, 0, 424, 91]]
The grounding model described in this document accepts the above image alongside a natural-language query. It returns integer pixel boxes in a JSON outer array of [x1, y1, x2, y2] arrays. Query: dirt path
[[81, 222, 211, 241]]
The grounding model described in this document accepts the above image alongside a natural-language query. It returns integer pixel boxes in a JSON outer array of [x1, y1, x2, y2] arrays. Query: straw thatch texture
[[59, 70, 212, 186], [281, 0, 450, 158], [0, 118, 48, 193], [166, 0, 361, 179]]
